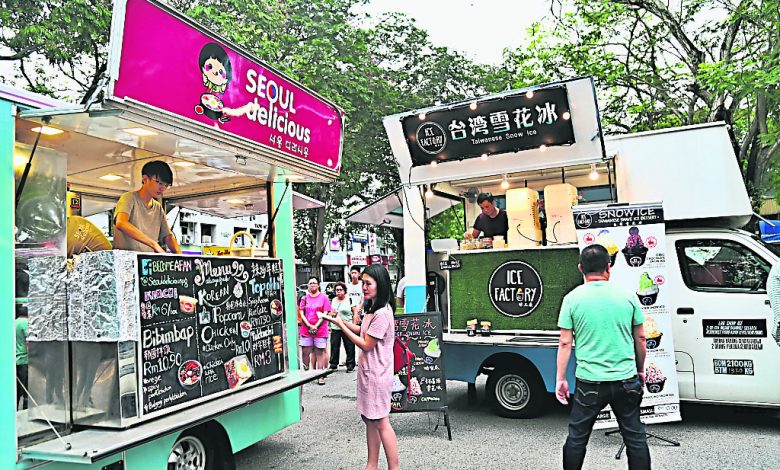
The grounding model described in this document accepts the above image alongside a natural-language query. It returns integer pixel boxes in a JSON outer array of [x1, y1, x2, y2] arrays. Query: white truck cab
[[666, 228, 780, 406]]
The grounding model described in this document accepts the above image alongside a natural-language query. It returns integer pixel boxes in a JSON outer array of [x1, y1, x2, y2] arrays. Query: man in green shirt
[[16, 303, 29, 409], [556, 244, 649, 470]]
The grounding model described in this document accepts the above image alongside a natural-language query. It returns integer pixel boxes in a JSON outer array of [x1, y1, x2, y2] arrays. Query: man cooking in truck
[[463, 192, 509, 240], [114, 160, 182, 254]]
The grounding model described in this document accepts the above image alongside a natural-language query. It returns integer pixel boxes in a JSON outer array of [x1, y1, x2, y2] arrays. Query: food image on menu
[[596, 229, 619, 267], [225, 355, 254, 389], [270, 299, 283, 320], [644, 316, 663, 349], [272, 335, 283, 353], [408, 377, 423, 397], [645, 362, 667, 394], [622, 226, 649, 267], [179, 295, 198, 314], [392, 375, 406, 393], [178, 360, 202, 388], [636, 272, 660, 306], [240, 321, 252, 338], [424, 338, 441, 364]]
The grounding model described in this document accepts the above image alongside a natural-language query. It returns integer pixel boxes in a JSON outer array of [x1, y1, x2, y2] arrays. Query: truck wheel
[[486, 366, 545, 419], [168, 426, 235, 470]]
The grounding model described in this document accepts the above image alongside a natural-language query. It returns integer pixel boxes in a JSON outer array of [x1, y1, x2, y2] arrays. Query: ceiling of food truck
[[14, 115, 324, 218], [14, 110, 320, 196]]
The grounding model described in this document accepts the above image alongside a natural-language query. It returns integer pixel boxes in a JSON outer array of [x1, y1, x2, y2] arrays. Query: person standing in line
[[298, 276, 331, 385], [113, 160, 181, 254], [347, 265, 364, 323], [323, 265, 399, 470], [556, 244, 650, 470], [395, 275, 407, 311], [328, 281, 356, 372]]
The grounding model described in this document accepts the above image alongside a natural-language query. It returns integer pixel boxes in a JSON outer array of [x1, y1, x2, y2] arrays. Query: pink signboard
[[112, 0, 343, 172]]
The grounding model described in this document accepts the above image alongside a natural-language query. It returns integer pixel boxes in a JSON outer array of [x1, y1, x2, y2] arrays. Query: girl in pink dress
[[324, 264, 399, 470]]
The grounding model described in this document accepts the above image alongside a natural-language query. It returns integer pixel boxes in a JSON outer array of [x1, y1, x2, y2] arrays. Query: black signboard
[[488, 261, 544, 318], [391, 313, 447, 413], [402, 86, 574, 166], [702, 319, 767, 338], [439, 259, 461, 271], [137, 255, 285, 416], [713, 359, 754, 375]]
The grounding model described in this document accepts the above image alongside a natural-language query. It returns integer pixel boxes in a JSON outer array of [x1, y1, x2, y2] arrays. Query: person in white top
[[347, 265, 364, 322], [395, 275, 407, 310]]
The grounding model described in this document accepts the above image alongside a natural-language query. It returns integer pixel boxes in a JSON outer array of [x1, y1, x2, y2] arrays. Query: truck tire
[[486, 366, 545, 419], [168, 425, 235, 470]]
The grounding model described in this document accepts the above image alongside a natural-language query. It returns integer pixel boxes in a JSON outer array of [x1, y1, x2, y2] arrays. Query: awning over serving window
[[345, 187, 463, 229]]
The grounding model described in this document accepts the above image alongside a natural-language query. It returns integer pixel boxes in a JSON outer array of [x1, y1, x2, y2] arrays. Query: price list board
[[391, 312, 448, 413], [137, 255, 286, 417]]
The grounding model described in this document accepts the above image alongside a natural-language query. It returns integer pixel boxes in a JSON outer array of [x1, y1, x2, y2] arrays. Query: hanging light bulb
[[525, 90, 534, 98], [500, 174, 510, 190], [469, 101, 478, 110], [430, 160, 438, 168], [425, 185, 434, 199], [562, 111, 571, 120], [589, 163, 599, 180], [539, 144, 547, 152], [418, 112, 426, 120], [481, 153, 488, 161]]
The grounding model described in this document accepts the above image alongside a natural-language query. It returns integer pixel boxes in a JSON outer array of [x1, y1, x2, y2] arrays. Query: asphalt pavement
[[236, 367, 780, 470]]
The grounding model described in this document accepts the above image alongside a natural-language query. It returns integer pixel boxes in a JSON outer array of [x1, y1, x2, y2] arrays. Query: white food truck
[[348, 77, 780, 418]]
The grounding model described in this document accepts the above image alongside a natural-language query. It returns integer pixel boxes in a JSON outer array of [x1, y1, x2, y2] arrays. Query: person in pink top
[[324, 264, 399, 470], [298, 276, 331, 385]]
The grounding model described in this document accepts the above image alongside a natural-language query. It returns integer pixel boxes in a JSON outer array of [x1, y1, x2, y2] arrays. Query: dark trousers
[[563, 376, 651, 470], [16, 364, 28, 409], [329, 329, 355, 369]]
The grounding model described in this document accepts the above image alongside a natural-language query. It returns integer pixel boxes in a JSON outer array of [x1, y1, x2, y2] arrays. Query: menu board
[[573, 202, 681, 428], [391, 313, 447, 413], [137, 254, 286, 416]]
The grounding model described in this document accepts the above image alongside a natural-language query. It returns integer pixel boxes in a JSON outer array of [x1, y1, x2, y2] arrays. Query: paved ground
[[236, 367, 780, 469]]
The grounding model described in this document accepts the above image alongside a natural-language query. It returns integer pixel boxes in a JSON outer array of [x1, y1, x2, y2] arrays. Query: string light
[[589, 163, 599, 180], [500, 174, 510, 190], [469, 101, 478, 110], [562, 111, 571, 120], [525, 90, 534, 99]]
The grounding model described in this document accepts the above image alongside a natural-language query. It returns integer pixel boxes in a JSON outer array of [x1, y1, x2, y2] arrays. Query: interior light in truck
[[30, 125, 64, 136], [501, 175, 510, 190], [590, 163, 599, 180], [173, 161, 195, 167], [124, 127, 158, 137], [99, 174, 123, 181]]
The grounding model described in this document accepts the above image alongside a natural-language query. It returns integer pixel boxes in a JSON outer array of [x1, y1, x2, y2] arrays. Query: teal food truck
[[3, 0, 342, 468]]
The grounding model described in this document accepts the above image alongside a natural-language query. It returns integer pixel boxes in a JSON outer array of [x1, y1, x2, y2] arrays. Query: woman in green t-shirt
[[328, 281, 356, 372]]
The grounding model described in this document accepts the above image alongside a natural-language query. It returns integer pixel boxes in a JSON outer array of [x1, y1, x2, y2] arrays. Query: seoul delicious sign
[[402, 86, 574, 166]]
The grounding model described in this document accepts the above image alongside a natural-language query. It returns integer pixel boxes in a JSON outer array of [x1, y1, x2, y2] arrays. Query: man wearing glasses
[[114, 160, 182, 254]]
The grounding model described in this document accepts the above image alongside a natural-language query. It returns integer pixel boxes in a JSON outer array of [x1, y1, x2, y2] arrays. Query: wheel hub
[[168, 435, 207, 470], [496, 374, 530, 411]]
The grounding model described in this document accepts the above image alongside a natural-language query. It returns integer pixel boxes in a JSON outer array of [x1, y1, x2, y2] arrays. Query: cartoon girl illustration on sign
[[194, 42, 253, 124]]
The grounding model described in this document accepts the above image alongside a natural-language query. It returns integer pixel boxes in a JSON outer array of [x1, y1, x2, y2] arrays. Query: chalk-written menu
[[391, 313, 447, 413], [138, 255, 286, 416]]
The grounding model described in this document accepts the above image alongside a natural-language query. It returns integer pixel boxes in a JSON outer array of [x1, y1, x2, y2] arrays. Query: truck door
[[668, 233, 780, 404]]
